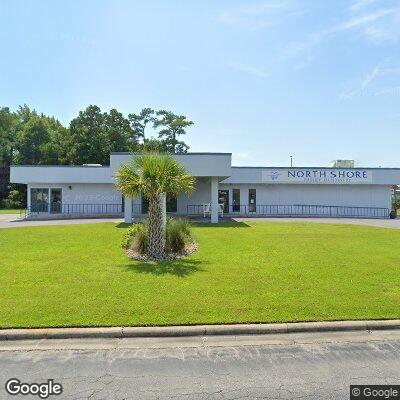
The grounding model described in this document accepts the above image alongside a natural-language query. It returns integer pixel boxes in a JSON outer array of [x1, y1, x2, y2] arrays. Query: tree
[[104, 109, 134, 154], [68, 105, 108, 165], [154, 110, 192, 153], [0, 107, 18, 202], [115, 153, 195, 259], [128, 108, 155, 145]]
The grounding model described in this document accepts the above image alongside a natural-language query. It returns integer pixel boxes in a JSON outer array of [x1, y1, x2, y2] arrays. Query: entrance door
[[218, 190, 229, 213], [232, 189, 240, 212], [50, 189, 62, 213], [248, 189, 256, 213]]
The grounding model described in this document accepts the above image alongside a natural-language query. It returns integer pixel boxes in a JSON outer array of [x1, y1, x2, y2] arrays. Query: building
[[10, 152, 400, 223]]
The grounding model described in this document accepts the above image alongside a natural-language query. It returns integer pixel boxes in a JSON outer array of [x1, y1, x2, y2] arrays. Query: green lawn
[[1, 221, 400, 329], [0, 209, 21, 214]]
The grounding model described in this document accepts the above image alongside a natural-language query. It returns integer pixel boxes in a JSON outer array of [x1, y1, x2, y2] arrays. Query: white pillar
[[124, 197, 132, 223], [27, 184, 31, 211], [211, 177, 219, 223], [161, 192, 167, 227]]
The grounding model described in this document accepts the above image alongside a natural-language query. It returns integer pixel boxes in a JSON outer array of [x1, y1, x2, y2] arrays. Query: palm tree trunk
[[148, 194, 166, 259]]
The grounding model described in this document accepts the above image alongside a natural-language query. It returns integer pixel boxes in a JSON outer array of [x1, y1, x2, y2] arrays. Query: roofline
[[110, 152, 232, 155], [232, 166, 400, 170], [11, 165, 110, 168]]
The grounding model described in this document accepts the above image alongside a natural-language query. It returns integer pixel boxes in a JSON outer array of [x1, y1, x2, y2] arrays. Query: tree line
[[0, 105, 193, 208]]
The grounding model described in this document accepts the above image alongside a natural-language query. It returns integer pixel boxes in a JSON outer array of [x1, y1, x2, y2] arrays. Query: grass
[[1, 221, 400, 328], [0, 209, 21, 214]]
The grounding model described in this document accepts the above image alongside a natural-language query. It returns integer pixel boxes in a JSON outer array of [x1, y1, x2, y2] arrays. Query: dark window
[[218, 190, 229, 213], [232, 189, 240, 212], [31, 188, 49, 213], [249, 189, 256, 212], [50, 188, 62, 213]]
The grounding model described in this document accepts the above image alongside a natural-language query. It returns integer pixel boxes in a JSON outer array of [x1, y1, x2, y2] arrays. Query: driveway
[[234, 216, 400, 229], [1, 214, 400, 229], [0, 214, 123, 229]]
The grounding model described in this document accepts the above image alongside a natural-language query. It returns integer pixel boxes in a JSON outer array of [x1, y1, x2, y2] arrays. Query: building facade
[[10, 152, 400, 223]]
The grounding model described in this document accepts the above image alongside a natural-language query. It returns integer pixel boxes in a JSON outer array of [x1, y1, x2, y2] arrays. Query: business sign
[[261, 169, 373, 184]]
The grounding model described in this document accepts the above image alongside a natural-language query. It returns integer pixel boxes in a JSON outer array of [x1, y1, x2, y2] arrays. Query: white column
[[161, 192, 167, 227], [211, 177, 219, 223], [124, 197, 132, 223]]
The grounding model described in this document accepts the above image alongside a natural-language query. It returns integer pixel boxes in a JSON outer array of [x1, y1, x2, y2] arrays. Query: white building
[[10, 152, 400, 222]]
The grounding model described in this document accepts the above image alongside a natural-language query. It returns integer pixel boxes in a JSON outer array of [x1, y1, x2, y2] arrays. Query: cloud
[[279, 5, 400, 64], [216, 0, 302, 30], [350, 0, 379, 13], [228, 62, 269, 78], [341, 62, 400, 99]]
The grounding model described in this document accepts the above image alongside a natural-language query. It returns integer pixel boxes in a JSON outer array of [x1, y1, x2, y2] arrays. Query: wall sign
[[261, 169, 373, 184]]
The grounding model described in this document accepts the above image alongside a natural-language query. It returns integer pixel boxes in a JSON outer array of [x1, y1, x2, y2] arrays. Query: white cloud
[[341, 62, 400, 99], [216, 0, 302, 30], [228, 62, 269, 78], [280, 6, 400, 64], [350, 0, 379, 13]]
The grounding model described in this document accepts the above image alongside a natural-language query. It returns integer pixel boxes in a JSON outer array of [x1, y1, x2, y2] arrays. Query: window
[[232, 189, 240, 212], [31, 188, 49, 213], [249, 189, 256, 212]]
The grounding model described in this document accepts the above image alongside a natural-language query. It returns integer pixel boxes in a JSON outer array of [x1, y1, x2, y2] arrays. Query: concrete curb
[[1, 320, 400, 341]]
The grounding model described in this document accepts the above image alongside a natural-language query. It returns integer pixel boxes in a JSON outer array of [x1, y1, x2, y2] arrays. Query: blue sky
[[1, 0, 400, 167]]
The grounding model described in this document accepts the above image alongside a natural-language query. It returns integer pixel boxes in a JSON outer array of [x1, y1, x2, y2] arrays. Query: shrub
[[122, 218, 193, 256], [1, 190, 22, 209], [166, 218, 192, 253], [122, 220, 149, 254]]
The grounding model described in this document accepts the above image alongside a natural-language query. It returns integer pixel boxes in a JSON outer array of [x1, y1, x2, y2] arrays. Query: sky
[[1, 0, 400, 167]]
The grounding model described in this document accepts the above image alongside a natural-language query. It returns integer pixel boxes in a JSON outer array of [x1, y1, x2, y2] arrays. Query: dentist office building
[[10, 152, 399, 223]]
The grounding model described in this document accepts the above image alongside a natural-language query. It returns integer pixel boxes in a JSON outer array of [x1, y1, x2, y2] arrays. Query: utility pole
[[290, 156, 293, 167]]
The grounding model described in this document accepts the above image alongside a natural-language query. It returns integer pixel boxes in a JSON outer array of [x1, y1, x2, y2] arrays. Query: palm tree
[[115, 153, 195, 259]]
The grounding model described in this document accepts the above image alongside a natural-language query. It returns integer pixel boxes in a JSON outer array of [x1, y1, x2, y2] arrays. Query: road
[[1, 330, 400, 399]]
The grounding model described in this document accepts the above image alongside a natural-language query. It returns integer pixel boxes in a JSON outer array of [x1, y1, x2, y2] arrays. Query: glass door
[[50, 189, 62, 213], [249, 189, 256, 213], [218, 190, 229, 213], [232, 189, 240, 212]]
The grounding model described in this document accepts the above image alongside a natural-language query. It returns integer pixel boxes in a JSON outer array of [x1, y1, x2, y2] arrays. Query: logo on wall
[[268, 171, 281, 181]]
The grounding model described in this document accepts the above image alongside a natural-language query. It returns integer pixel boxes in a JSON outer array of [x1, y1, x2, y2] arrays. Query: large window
[[248, 189, 256, 213], [31, 188, 49, 213], [232, 189, 240, 212]]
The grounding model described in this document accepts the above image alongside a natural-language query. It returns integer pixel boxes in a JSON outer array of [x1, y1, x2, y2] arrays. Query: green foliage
[[166, 218, 192, 253], [1, 189, 22, 209], [123, 218, 193, 255], [154, 110, 193, 153], [122, 220, 149, 254]]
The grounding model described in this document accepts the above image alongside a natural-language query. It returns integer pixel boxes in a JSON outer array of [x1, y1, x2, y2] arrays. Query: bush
[[1, 190, 22, 209], [166, 218, 192, 253], [122, 218, 193, 256], [122, 219, 149, 254]]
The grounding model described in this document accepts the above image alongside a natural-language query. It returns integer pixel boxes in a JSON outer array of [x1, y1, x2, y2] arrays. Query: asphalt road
[[1, 330, 400, 399]]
